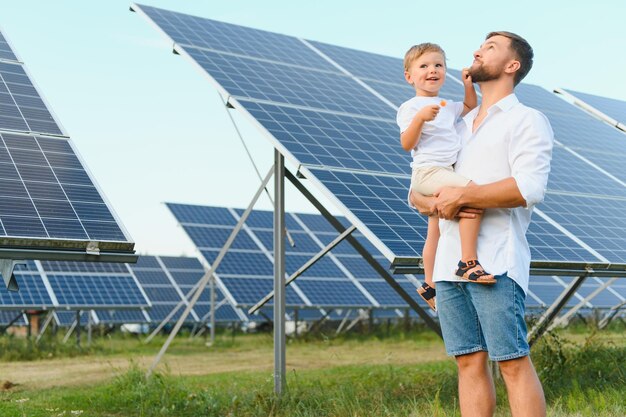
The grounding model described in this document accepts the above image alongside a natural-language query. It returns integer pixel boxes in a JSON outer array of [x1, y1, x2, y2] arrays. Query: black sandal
[[455, 260, 496, 285], [417, 282, 437, 311]]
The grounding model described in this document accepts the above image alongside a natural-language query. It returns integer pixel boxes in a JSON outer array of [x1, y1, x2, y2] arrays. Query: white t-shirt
[[433, 94, 554, 295], [396, 96, 464, 169]]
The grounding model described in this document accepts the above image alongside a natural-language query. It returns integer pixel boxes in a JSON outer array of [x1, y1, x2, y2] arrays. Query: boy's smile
[[404, 51, 446, 97]]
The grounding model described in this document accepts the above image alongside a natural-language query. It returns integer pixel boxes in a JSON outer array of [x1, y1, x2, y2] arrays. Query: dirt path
[[1, 339, 448, 390]]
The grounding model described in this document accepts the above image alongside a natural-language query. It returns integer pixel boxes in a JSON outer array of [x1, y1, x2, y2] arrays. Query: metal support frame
[[309, 309, 333, 333], [209, 271, 216, 346], [76, 310, 81, 348], [285, 169, 442, 338], [145, 166, 274, 378], [1, 311, 25, 333], [62, 319, 77, 344], [549, 277, 618, 330], [273, 150, 286, 395], [335, 309, 353, 335], [248, 225, 357, 315], [0, 259, 25, 291], [344, 310, 368, 333], [35, 311, 55, 343], [598, 300, 626, 329], [527, 273, 589, 346]]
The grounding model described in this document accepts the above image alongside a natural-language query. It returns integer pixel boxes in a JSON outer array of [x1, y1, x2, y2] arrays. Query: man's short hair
[[403, 43, 446, 72], [486, 31, 533, 86]]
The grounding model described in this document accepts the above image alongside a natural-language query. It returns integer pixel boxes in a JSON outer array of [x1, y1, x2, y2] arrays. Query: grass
[[0, 323, 624, 416]]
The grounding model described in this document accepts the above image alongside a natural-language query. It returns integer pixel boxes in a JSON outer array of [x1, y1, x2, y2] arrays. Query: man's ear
[[505, 60, 521, 75]]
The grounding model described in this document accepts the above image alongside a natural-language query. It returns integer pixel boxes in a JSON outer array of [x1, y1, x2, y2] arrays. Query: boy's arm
[[400, 105, 440, 151], [460, 68, 477, 117]]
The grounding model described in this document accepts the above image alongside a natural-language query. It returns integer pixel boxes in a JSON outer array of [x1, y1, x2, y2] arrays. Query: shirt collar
[[463, 93, 519, 126]]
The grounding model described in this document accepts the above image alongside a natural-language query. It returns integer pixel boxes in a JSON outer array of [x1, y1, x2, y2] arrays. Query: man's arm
[[434, 178, 525, 219], [410, 190, 482, 219]]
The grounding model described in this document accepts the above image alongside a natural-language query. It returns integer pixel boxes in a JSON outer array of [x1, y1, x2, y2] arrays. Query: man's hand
[[411, 189, 482, 219], [433, 186, 475, 220]]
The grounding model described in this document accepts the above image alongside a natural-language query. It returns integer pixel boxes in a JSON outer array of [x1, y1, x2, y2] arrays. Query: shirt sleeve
[[453, 100, 464, 119], [509, 110, 554, 208], [396, 101, 417, 133]]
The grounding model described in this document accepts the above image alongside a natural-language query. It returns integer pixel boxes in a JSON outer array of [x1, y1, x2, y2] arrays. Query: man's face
[[469, 35, 516, 83]]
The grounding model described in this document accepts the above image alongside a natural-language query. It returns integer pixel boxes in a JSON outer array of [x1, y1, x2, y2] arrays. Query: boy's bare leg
[[457, 351, 496, 417], [459, 215, 481, 262], [422, 215, 440, 287], [498, 356, 546, 417]]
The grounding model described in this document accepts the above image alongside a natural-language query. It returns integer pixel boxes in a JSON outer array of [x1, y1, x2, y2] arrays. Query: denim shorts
[[436, 274, 530, 361]]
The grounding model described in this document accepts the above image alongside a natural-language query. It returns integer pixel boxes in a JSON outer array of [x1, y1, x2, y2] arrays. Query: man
[[411, 32, 553, 417]]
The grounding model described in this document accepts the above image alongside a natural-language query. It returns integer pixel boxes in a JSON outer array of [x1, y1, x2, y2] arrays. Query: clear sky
[[1, 0, 624, 257]]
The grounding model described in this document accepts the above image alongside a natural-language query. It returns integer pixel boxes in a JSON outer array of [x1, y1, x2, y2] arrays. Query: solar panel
[[562, 88, 626, 127], [134, 5, 626, 279], [0, 310, 26, 325], [169, 203, 433, 314], [0, 29, 134, 290]]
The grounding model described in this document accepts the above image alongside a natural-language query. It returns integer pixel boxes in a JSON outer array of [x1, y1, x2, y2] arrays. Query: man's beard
[[468, 63, 501, 83]]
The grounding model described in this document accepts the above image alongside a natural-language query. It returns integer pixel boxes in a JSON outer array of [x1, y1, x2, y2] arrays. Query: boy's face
[[404, 51, 446, 97]]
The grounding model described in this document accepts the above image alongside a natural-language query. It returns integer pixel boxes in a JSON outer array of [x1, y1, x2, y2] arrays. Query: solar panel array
[[0, 28, 134, 259], [133, 5, 626, 275], [562, 88, 626, 127], [167, 203, 431, 318], [0, 260, 149, 312]]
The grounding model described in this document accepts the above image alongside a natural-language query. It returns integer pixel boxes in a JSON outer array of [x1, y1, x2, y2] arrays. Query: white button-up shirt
[[433, 94, 554, 295]]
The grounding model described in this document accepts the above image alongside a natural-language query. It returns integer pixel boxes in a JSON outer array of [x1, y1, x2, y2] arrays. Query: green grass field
[[0, 323, 624, 416]]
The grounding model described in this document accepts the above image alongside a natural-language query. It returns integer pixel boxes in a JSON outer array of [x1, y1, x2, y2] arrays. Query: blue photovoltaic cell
[[517, 84, 626, 156], [185, 225, 259, 250], [55, 311, 89, 326], [40, 260, 128, 273], [294, 279, 371, 306], [307, 41, 405, 85], [135, 4, 336, 72], [537, 194, 626, 263], [548, 147, 626, 198], [233, 208, 302, 231], [185, 48, 395, 118], [0, 310, 26, 325], [0, 61, 62, 136], [0, 272, 52, 309], [564, 89, 626, 126], [307, 167, 426, 258], [0, 32, 18, 62], [96, 310, 147, 324], [0, 132, 129, 244], [47, 274, 149, 308], [201, 250, 274, 276], [167, 203, 236, 226], [159, 256, 203, 270], [242, 99, 407, 174], [219, 277, 305, 306]]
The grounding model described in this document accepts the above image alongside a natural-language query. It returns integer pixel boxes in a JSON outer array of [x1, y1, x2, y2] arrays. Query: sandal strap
[[420, 283, 436, 300]]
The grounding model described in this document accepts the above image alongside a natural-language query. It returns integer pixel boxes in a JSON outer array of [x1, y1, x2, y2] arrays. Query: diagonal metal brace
[[248, 225, 356, 315]]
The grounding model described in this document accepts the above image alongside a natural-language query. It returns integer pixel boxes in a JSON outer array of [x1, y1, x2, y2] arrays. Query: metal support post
[[285, 169, 442, 338], [210, 273, 216, 346], [309, 309, 333, 333], [62, 319, 77, 344], [294, 308, 298, 338], [146, 166, 274, 377], [335, 309, 353, 334], [527, 274, 588, 346], [76, 310, 81, 348], [273, 150, 286, 395], [87, 311, 93, 347]]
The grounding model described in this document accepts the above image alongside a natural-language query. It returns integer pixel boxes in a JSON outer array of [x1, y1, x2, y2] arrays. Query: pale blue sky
[[1, 0, 624, 256]]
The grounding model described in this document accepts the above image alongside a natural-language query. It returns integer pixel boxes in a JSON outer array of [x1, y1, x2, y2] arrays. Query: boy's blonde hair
[[403, 43, 446, 72]]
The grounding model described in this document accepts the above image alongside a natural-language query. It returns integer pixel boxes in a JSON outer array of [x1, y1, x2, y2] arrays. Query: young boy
[[397, 43, 495, 311]]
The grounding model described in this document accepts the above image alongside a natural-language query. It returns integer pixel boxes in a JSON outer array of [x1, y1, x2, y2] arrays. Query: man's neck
[[477, 79, 515, 111]]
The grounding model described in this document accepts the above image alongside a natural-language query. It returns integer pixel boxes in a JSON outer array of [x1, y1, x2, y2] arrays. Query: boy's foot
[[455, 260, 496, 284], [417, 283, 436, 311]]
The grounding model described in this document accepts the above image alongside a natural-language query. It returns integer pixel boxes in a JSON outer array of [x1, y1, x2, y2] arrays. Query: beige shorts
[[411, 165, 470, 196]]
